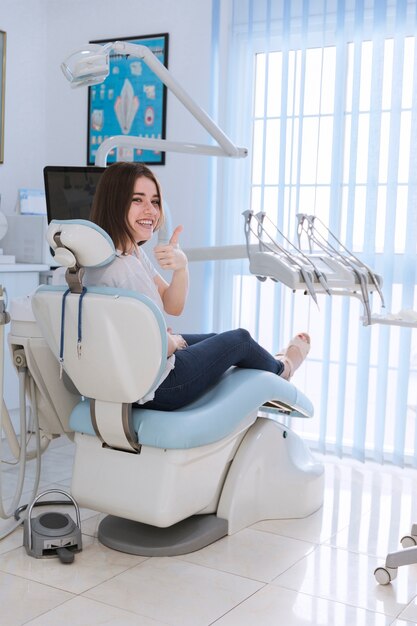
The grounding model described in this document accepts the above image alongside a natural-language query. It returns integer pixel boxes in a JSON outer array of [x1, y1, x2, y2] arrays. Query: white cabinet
[[0, 264, 49, 411]]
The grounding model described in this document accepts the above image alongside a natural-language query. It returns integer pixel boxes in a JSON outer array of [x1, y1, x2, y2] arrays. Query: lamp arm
[[95, 136, 246, 167], [107, 41, 246, 160]]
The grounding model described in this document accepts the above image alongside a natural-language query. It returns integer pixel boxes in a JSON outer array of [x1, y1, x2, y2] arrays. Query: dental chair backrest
[[32, 220, 168, 451]]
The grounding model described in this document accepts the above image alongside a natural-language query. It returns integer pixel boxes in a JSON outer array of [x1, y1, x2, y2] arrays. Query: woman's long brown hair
[[90, 162, 165, 253]]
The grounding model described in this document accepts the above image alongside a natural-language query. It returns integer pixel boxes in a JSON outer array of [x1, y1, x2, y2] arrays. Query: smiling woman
[[87, 160, 189, 323], [0, 30, 6, 164], [80, 160, 310, 411]]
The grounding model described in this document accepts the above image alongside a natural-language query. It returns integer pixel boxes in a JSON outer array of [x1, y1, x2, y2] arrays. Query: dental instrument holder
[[297, 213, 385, 320], [23, 489, 82, 563], [243, 211, 384, 325]]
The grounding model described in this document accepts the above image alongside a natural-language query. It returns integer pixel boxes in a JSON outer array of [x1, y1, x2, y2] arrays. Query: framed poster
[[0, 31, 6, 164], [87, 33, 169, 166]]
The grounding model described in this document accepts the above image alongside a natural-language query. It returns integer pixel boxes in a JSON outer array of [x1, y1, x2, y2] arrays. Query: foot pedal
[[56, 547, 75, 564]]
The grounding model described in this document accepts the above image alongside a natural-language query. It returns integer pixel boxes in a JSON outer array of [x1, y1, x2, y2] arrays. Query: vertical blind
[[215, 0, 417, 466]]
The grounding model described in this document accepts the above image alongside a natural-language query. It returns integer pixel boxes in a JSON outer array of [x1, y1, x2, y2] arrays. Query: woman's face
[[127, 176, 161, 243]]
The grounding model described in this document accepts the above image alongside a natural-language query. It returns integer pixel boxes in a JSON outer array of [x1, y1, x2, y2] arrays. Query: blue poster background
[[88, 35, 168, 165]]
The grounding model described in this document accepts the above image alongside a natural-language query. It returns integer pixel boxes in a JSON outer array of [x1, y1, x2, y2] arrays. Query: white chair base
[[71, 416, 324, 555], [218, 417, 324, 534]]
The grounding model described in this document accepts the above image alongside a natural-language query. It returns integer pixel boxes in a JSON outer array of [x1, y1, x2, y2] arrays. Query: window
[[217, 0, 417, 465]]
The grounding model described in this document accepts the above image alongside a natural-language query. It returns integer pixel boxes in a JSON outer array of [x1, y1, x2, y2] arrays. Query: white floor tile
[[272, 543, 417, 618], [178, 527, 315, 582], [397, 596, 417, 623], [251, 482, 357, 545], [213, 584, 392, 626], [324, 464, 417, 558], [327, 506, 417, 559], [0, 570, 73, 626], [2, 451, 417, 624], [23, 460, 73, 484], [0, 466, 45, 500], [79, 512, 106, 537], [0, 493, 30, 553], [0, 525, 23, 555], [24, 595, 166, 625], [84, 556, 263, 626], [0, 533, 147, 594], [251, 457, 378, 544]]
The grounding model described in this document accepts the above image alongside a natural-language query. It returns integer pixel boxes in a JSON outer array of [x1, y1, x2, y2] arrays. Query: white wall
[[0, 0, 217, 331], [0, 0, 48, 212]]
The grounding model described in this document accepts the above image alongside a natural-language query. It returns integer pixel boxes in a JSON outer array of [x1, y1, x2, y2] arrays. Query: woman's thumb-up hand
[[154, 225, 188, 270]]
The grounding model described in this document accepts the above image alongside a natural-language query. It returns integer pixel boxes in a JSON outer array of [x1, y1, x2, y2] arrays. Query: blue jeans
[[141, 328, 284, 411]]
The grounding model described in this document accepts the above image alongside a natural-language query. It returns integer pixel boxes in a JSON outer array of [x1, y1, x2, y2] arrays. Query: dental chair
[[9, 219, 324, 556]]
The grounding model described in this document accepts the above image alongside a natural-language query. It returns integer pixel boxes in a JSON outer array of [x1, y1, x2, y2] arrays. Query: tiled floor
[[2, 437, 417, 625]]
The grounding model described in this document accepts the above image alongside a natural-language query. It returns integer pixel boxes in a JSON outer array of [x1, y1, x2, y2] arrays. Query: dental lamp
[[61, 41, 247, 166]]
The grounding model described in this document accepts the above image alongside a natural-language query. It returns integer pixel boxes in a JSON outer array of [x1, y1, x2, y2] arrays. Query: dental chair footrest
[[98, 514, 228, 557]]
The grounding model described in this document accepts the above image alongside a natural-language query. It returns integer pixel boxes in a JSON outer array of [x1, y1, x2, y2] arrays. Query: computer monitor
[[43, 165, 106, 223]]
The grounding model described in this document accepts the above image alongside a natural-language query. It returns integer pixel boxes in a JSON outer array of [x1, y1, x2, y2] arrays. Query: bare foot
[[276, 332, 310, 380]]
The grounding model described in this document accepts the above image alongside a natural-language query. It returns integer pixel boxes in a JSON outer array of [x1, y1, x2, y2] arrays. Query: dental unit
[[0, 40, 324, 557], [4, 219, 324, 556], [243, 209, 385, 325]]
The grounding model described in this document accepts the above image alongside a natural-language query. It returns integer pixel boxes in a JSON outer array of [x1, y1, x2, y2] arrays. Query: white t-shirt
[[53, 247, 175, 404], [84, 247, 164, 308]]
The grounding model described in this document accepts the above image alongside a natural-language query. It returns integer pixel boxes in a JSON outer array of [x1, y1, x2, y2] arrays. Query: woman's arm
[[153, 226, 189, 316]]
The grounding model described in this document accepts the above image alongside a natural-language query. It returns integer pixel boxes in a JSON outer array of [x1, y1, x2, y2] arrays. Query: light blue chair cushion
[[69, 367, 313, 450]]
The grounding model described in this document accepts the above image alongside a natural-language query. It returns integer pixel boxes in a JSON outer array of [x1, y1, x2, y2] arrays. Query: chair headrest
[[47, 219, 115, 269]]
